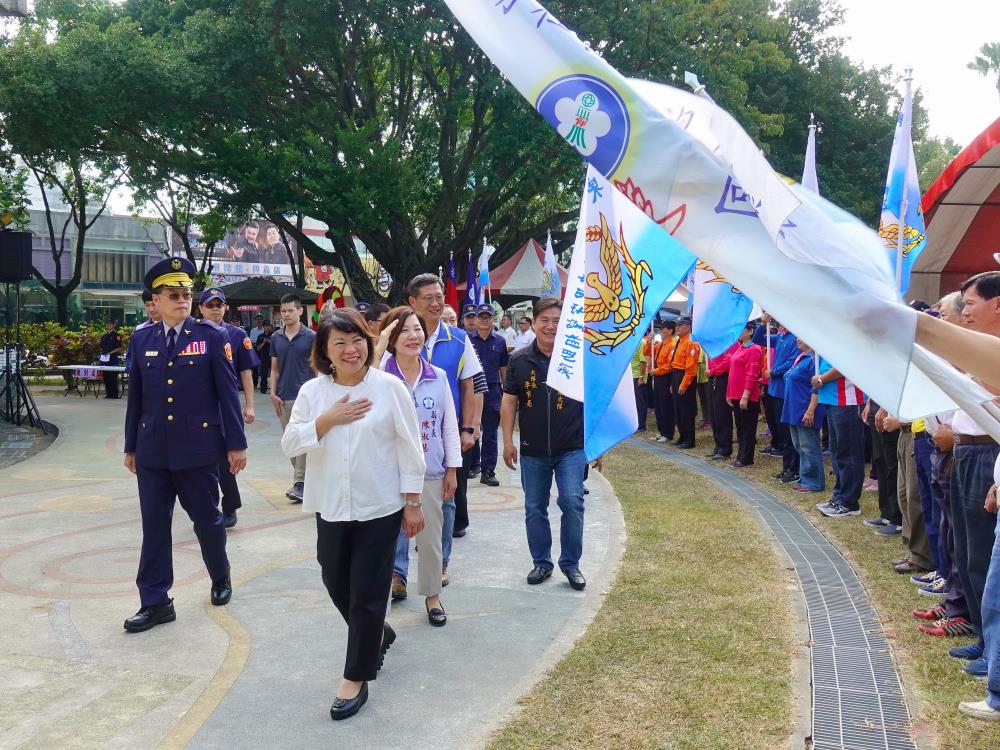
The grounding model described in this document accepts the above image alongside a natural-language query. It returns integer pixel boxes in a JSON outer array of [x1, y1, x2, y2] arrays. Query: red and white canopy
[[911, 117, 1000, 301], [456, 238, 568, 298]]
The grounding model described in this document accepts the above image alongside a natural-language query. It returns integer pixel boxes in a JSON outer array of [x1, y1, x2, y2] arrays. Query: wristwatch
[[460, 427, 475, 435]]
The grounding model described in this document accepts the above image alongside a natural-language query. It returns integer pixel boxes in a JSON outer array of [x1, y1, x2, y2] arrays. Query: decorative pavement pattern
[[0, 396, 622, 750], [633, 438, 918, 750], [0, 422, 56, 471]]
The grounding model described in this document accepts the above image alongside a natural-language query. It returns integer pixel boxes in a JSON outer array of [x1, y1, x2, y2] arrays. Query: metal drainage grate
[[633, 440, 917, 750]]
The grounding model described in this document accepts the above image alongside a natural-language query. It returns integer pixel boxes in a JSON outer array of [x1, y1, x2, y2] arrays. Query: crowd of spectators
[[633, 273, 1000, 722]]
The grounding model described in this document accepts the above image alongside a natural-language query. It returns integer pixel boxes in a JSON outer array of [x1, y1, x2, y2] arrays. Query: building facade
[[19, 209, 168, 325]]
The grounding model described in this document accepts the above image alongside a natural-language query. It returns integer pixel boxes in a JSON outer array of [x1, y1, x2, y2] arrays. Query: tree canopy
[[0, 0, 948, 305]]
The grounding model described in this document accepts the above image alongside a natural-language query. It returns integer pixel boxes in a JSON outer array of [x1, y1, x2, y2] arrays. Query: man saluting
[[122, 257, 248, 633]]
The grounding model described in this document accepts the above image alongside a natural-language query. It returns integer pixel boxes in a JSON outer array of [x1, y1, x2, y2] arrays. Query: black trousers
[[454, 450, 472, 532], [652, 374, 675, 439], [767, 395, 796, 472], [258, 363, 269, 392], [762, 392, 785, 449], [316, 509, 402, 682], [872, 426, 901, 524], [697, 382, 711, 425], [104, 370, 120, 399], [670, 370, 697, 445], [218, 458, 242, 512], [710, 375, 733, 456], [733, 400, 760, 465], [633, 378, 647, 430]]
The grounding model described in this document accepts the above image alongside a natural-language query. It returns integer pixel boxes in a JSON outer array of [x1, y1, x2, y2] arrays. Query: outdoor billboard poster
[[188, 220, 296, 282]]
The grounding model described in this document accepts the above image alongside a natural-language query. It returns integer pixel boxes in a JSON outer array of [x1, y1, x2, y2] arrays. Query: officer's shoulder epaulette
[[197, 319, 224, 330]]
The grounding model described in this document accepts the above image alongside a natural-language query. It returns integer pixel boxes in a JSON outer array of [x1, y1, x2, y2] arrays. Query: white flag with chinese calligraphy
[[550, 167, 696, 459]]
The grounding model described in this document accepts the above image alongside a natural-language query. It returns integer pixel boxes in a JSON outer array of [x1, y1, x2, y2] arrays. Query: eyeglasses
[[419, 294, 444, 303], [163, 291, 193, 301]]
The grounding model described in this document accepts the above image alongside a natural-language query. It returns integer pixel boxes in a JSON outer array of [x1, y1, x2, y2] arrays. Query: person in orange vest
[[662, 316, 701, 448], [644, 320, 676, 442]]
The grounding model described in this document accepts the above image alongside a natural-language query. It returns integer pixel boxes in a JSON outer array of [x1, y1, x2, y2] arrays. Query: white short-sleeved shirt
[[951, 409, 988, 437], [499, 326, 517, 349]]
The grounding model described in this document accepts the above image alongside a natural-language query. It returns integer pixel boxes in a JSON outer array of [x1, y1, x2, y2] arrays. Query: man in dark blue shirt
[[470, 303, 509, 486], [99, 321, 124, 399], [199, 287, 260, 528]]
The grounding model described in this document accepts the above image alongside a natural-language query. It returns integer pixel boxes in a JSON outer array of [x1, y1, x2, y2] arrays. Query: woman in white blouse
[[281, 309, 426, 721], [381, 306, 461, 627]]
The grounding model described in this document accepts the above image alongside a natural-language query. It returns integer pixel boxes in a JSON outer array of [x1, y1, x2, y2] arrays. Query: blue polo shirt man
[[469, 303, 509, 486]]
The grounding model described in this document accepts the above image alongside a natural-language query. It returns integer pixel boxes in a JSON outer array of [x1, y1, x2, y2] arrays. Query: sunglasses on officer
[[160, 291, 193, 301]]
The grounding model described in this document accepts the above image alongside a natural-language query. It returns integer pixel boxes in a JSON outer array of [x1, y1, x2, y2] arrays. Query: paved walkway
[[633, 438, 918, 750], [0, 396, 624, 750]]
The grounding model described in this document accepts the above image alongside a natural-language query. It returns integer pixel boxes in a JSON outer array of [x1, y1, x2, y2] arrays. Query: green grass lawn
[[665, 427, 999, 750], [486, 444, 795, 750]]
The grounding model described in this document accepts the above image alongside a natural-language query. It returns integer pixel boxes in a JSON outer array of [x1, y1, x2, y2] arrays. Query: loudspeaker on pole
[[0, 230, 32, 283]]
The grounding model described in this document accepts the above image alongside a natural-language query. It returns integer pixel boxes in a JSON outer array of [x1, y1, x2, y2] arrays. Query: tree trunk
[[55, 288, 69, 326]]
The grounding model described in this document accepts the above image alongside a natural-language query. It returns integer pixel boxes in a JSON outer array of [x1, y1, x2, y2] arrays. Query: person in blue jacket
[[122, 257, 247, 633], [198, 286, 260, 528], [765, 323, 800, 482]]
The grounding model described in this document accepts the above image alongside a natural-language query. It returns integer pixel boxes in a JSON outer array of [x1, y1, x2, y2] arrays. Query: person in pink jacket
[[726, 322, 764, 467]]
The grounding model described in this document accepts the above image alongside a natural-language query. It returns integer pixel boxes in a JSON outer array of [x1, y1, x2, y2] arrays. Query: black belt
[[954, 434, 997, 446]]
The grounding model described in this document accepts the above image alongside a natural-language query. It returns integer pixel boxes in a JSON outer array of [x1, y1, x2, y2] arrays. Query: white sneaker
[[654, 435, 668, 442], [958, 699, 1000, 721], [815, 500, 834, 510]]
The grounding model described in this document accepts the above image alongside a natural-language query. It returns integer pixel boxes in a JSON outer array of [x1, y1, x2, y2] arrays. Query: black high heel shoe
[[378, 622, 396, 671], [426, 599, 447, 627], [330, 682, 368, 721]]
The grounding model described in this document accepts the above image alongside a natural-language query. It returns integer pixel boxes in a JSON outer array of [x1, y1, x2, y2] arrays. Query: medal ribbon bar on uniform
[[179, 341, 207, 356]]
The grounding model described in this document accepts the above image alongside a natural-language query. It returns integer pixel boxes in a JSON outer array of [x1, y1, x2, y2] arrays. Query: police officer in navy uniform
[[99, 320, 124, 399], [469, 303, 509, 486], [122, 258, 247, 633], [198, 287, 260, 528]]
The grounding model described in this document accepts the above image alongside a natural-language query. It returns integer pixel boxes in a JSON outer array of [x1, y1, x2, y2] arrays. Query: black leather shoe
[[563, 568, 587, 591], [526, 566, 553, 585], [676, 441, 695, 449], [452, 527, 467, 538], [480, 470, 500, 487], [123, 600, 176, 632], [426, 600, 447, 627], [468, 466, 480, 478], [378, 623, 396, 672], [330, 682, 368, 721], [223, 511, 237, 528], [211, 574, 232, 606]]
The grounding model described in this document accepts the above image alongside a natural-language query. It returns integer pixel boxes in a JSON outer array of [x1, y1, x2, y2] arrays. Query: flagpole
[[894, 67, 913, 295], [765, 317, 771, 360]]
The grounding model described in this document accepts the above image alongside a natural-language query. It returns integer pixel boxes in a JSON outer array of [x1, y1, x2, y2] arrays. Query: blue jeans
[[521, 450, 586, 571], [826, 405, 864, 511], [395, 497, 457, 581], [983, 512, 1000, 709], [914, 434, 942, 574], [789, 424, 824, 491]]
